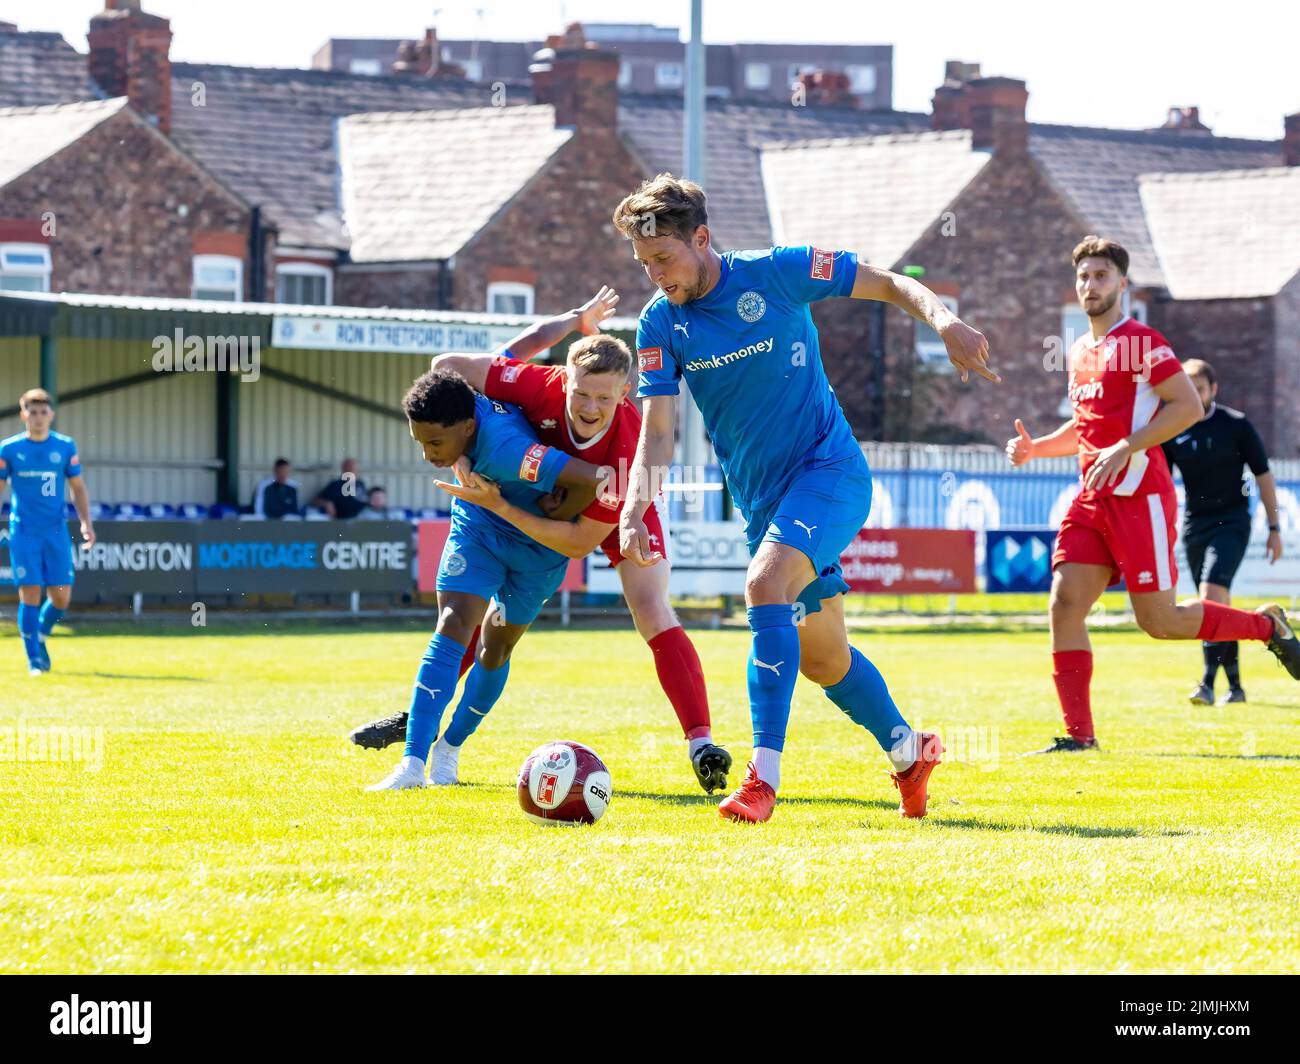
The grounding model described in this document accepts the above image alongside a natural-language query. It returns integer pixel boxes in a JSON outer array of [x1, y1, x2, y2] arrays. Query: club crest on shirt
[[443, 551, 467, 577], [49, 452, 60, 463], [501, 364, 522, 383], [737, 290, 766, 324], [638, 347, 663, 372]]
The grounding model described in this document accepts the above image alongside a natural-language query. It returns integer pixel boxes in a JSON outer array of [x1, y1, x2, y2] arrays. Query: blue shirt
[[636, 245, 861, 515], [0, 431, 80, 534], [460, 394, 570, 547]]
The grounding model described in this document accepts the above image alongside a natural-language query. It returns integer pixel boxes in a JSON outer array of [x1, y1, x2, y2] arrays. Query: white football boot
[[365, 755, 427, 791], [428, 736, 460, 786]]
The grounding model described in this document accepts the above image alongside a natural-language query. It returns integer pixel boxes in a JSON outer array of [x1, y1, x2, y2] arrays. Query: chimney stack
[[797, 70, 855, 108], [932, 61, 980, 131], [1284, 112, 1300, 167], [392, 27, 464, 78], [88, 0, 172, 134], [965, 76, 1028, 153], [1158, 106, 1211, 134], [530, 24, 619, 132]]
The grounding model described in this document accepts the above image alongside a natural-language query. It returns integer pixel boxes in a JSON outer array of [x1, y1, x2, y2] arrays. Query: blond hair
[[1182, 358, 1216, 387], [567, 334, 632, 378], [19, 388, 52, 410]]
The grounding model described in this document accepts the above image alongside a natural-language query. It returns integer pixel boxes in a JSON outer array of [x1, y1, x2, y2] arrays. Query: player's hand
[[1083, 439, 1133, 491], [1266, 530, 1283, 564], [619, 511, 663, 567], [80, 521, 96, 549], [940, 317, 1000, 384], [435, 458, 503, 512], [1005, 419, 1036, 466], [537, 487, 567, 517], [576, 286, 620, 335]]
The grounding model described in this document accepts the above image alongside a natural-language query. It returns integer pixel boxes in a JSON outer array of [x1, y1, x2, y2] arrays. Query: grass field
[[1, 617, 1297, 974]]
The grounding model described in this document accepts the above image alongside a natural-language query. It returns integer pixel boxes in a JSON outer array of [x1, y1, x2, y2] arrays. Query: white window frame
[[192, 254, 243, 301], [276, 262, 333, 306], [655, 61, 683, 89], [744, 62, 771, 91], [348, 58, 382, 76], [845, 63, 877, 94], [0, 242, 52, 292], [915, 295, 960, 370], [617, 60, 633, 89], [461, 58, 483, 82], [486, 281, 534, 316]]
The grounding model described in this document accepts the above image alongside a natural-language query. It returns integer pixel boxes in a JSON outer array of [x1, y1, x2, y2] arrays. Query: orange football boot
[[718, 762, 777, 823], [890, 732, 943, 818]]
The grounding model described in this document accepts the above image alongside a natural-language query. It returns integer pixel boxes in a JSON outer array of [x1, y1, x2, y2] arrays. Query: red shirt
[[484, 355, 640, 523], [1067, 317, 1184, 497]]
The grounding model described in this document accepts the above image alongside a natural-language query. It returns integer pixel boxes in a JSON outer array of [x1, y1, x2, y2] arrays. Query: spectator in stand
[[313, 457, 369, 519], [251, 458, 300, 519], [355, 486, 390, 520]]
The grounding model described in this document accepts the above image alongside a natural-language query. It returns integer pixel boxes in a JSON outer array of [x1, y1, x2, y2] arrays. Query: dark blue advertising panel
[[986, 529, 1056, 593]]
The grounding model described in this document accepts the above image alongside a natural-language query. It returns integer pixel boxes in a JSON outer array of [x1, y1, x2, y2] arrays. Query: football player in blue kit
[[0, 388, 96, 675], [366, 368, 612, 791], [612, 174, 998, 822]]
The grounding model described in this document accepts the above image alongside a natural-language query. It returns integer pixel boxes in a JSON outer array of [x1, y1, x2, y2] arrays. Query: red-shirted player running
[[1007, 237, 1300, 752], [349, 288, 732, 792]]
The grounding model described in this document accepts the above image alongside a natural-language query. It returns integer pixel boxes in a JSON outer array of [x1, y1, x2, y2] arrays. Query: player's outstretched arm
[[68, 474, 96, 548], [851, 263, 999, 383], [1005, 418, 1078, 465], [619, 395, 674, 567], [494, 286, 621, 362]]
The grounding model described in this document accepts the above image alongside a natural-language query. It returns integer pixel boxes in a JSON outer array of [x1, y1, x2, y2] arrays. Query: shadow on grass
[[924, 817, 1193, 838], [55, 671, 211, 682], [1147, 752, 1300, 763]]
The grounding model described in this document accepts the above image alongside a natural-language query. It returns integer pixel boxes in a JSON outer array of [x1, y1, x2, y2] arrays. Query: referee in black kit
[[1162, 359, 1284, 705]]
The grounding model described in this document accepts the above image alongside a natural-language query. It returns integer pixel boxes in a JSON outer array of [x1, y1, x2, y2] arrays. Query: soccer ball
[[517, 740, 611, 826]]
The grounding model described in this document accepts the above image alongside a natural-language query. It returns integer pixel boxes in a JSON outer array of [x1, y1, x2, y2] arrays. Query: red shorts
[[600, 500, 667, 568], [1052, 489, 1178, 592]]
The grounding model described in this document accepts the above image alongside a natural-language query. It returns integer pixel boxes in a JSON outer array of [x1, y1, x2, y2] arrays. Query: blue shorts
[[436, 513, 568, 626], [742, 451, 873, 614], [9, 526, 75, 588]]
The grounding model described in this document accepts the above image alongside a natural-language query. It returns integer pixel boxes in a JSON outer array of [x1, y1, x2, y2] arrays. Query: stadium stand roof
[[337, 105, 573, 262], [0, 97, 129, 188], [1138, 166, 1300, 300], [759, 129, 992, 267], [1028, 124, 1282, 288]]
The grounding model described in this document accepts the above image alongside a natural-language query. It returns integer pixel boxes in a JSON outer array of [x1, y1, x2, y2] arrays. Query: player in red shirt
[[350, 288, 732, 793], [1007, 237, 1300, 752]]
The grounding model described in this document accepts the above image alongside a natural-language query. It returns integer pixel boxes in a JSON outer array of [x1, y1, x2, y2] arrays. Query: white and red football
[[517, 740, 612, 826]]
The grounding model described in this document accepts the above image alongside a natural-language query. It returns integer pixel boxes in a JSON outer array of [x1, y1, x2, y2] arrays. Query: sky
[[11, 0, 1298, 140]]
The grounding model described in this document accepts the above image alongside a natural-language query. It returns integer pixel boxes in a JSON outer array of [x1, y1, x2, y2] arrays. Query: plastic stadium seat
[[65, 502, 78, 518], [114, 503, 144, 520], [280, 513, 303, 521], [90, 502, 112, 520], [144, 503, 176, 519], [207, 504, 239, 520], [304, 509, 329, 521], [388, 507, 413, 521], [415, 507, 442, 521], [178, 503, 207, 520]]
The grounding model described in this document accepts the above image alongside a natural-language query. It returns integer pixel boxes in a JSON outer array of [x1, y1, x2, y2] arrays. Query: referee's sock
[[1221, 641, 1242, 690], [1201, 642, 1223, 687]]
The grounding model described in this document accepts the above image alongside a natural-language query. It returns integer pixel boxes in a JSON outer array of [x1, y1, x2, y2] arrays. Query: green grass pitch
[[1, 619, 1297, 973]]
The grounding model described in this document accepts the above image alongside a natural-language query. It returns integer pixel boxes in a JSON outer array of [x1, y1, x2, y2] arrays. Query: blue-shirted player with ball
[[612, 174, 998, 822], [1, 388, 96, 675]]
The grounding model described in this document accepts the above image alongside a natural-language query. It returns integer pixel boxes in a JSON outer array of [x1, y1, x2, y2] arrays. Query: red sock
[[647, 626, 711, 739], [1196, 601, 1273, 643], [1052, 650, 1094, 742], [458, 625, 481, 679]]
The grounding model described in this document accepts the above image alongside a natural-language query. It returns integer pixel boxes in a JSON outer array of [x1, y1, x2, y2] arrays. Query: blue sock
[[403, 633, 468, 761], [18, 603, 41, 664], [39, 600, 65, 637], [443, 659, 512, 747], [747, 604, 801, 752], [824, 646, 912, 754]]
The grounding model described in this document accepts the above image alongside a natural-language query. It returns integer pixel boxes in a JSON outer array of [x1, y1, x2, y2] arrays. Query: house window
[[1062, 302, 1091, 349], [486, 282, 534, 316], [192, 254, 243, 301], [655, 62, 683, 89], [845, 64, 877, 94], [348, 58, 382, 76], [276, 263, 333, 306], [1125, 292, 1148, 323], [744, 63, 771, 91], [617, 60, 633, 89], [915, 295, 960, 370], [0, 243, 52, 292], [461, 58, 483, 81]]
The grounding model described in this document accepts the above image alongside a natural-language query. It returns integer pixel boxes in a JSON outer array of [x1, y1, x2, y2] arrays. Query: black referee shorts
[[1183, 518, 1251, 589]]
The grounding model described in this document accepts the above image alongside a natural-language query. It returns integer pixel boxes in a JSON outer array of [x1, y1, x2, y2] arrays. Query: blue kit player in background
[[367, 368, 611, 791], [1, 388, 95, 675], [612, 174, 999, 823]]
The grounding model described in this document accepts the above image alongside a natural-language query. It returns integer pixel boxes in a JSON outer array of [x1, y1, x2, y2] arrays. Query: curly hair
[[402, 368, 475, 425], [612, 172, 708, 245]]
